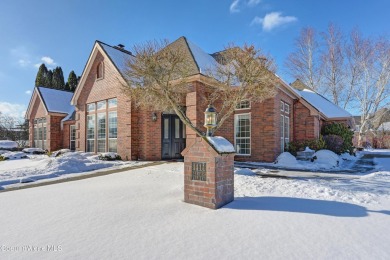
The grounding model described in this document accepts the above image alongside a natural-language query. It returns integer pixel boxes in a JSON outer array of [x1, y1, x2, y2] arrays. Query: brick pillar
[[181, 136, 235, 209]]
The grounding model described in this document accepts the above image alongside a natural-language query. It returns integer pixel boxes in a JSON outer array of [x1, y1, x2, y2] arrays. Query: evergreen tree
[[52, 67, 65, 90], [35, 64, 48, 87], [46, 70, 53, 87], [67, 70, 78, 91]]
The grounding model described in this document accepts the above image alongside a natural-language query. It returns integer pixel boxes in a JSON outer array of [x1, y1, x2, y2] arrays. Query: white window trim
[[235, 100, 251, 111], [234, 113, 251, 156]]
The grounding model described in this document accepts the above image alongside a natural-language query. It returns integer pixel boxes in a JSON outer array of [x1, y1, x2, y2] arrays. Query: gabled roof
[[38, 87, 74, 114], [290, 79, 352, 119], [71, 41, 134, 105], [25, 86, 74, 119]]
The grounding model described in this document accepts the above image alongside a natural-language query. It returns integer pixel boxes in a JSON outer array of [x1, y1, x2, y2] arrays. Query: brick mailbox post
[[181, 136, 235, 209]]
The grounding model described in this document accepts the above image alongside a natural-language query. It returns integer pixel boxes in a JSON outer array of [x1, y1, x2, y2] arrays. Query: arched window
[[97, 62, 104, 79]]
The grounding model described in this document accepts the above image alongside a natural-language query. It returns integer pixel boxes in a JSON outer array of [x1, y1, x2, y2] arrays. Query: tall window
[[70, 125, 76, 151], [86, 98, 117, 153], [97, 62, 104, 79], [108, 111, 118, 152], [97, 113, 106, 152], [234, 113, 251, 155], [33, 117, 47, 149], [87, 115, 95, 152], [280, 101, 290, 151]]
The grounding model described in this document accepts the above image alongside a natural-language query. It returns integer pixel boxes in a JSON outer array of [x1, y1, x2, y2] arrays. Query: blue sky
[[0, 0, 389, 118]]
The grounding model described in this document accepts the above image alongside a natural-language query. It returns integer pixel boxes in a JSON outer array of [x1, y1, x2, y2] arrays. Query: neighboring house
[[25, 87, 74, 151], [26, 37, 353, 162], [353, 109, 390, 148]]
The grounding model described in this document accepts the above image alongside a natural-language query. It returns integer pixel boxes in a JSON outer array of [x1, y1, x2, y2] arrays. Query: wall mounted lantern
[[204, 104, 217, 137], [152, 112, 157, 122]]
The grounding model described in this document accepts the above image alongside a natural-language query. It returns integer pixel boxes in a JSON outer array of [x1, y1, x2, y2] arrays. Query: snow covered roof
[[37, 87, 74, 114], [298, 89, 352, 119], [186, 39, 219, 74], [98, 41, 134, 76]]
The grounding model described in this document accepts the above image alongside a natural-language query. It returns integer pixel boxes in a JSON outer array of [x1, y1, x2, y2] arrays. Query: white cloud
[[0, 102, 27, 119], [247, 0, 261, 7], [18, 59, 31, 67], [34, 63, 41, 68], [25, 90, 32, 95], [230, 0, 240, 13], [41, 56, 56, 65], [251, 12, 297, 31]]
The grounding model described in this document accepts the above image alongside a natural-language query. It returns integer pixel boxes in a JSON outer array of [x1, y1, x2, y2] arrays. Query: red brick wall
[[62, 121, 75, 149], [293, 101, 320, 141], [74, 50, 132, 160], [183, 137, 234, 209], [28, 94, 47, 148], [48, 115, 65, 151]]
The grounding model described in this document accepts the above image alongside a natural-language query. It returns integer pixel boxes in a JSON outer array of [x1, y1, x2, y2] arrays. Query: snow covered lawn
[[0, 151, 148, 188], [0, 161, 389, 259]]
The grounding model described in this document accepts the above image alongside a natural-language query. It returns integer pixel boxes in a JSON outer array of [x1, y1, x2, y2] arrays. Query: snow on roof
[[378, 122, 390, 131], [298, 89, 352, 119], [99, 42, 133, 75], [206, 136, 236, 153], [38, 87, 74, 114], [186, 39, 218, 74]]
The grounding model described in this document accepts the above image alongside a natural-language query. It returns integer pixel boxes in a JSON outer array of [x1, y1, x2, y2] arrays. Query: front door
[[162, 114, 186, 160]]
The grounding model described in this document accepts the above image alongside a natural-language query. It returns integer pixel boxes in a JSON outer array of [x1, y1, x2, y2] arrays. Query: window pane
[[108, 98, 117, 108], [280, 101, 284, 111], [87, 140, 95, 152], [97, 101, 106, 110], [235, 114, 250, 155], [164, 118, 169, 139], [97, 113, 106, 139], [236, 100, 250, 109], [108, 139, 117, 153], [175, 118, 180, 138], [87, 103, 96, 112], [280, 115, 284, 138], [285, 104, 290, 114], [108, 112, 117, 138], [87, 114, 95, 141]]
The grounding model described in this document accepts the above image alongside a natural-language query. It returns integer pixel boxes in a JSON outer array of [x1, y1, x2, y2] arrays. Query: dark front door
[[162, 114, 186, 160]]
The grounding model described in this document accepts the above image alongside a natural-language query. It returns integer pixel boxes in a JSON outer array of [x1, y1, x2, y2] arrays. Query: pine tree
[[35, 64, 48, 87], [67, 70, 78, 91], [46, 70, 53, 87], [52, 67, 65, 90]]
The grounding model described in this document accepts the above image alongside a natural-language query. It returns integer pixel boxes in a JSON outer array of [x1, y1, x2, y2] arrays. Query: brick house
[[26, 37, 353, 162], [25, 87, 74, 151]]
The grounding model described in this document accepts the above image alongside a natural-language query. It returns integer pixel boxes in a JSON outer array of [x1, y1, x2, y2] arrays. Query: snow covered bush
[[286, 137, 326, 156], [275, 152, 298, 166], [323, 134, 344, 155], [51, 149, 71, 157], [0, 140, 18, 149], [0, 152, 28, 160], [98, 152, 122, 161], [312, 150, 339, 168], [22, 148, 46, 154]]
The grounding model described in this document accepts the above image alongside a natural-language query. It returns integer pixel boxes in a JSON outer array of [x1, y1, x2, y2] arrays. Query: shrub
[[321, 123, 354, 154], [0, 155, 6, 161], [98, 153, 122, 161], [323, 134, 344, 154], [286, 137, 326, 156]]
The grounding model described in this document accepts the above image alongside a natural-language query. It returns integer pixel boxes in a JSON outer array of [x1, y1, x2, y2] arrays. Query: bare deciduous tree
[[0, 112, 28, 147], [352, 34, 390, 146], [285, 27, 322, 91], [123, 40, 277, 137], [321, 23, 346, 107]]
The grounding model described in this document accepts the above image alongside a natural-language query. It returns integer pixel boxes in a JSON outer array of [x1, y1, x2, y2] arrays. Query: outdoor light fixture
[[204, 104, 217, 137], [152, 112, 157, 122]]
